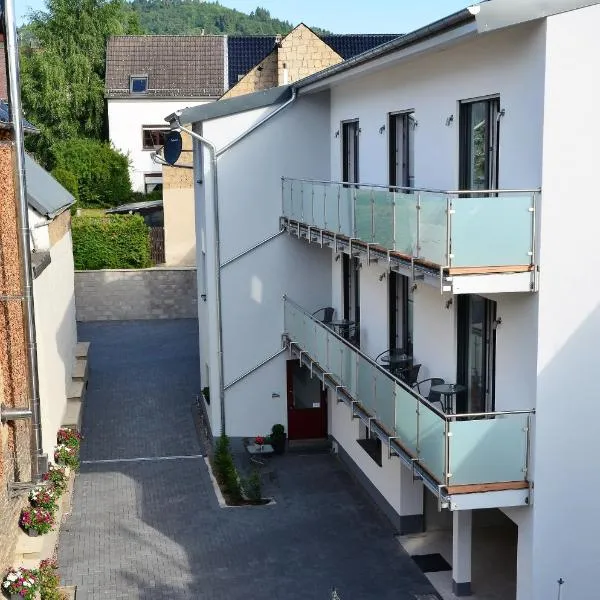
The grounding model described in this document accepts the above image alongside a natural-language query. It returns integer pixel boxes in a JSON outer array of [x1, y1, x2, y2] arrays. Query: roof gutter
[[171, 88, 297, 436]]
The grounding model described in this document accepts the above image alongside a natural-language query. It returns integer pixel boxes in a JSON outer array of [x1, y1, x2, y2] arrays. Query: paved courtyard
[[59, 320, 438, 600]]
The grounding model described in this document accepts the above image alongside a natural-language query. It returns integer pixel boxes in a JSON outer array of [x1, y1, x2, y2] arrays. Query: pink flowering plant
[[29, 486, 58, 513], [42, 463, 68, 495], [2, 567, 39, 599], [57, 427, 82, 448], [54, 444, 79, 470], [20, 507, 54, 535]]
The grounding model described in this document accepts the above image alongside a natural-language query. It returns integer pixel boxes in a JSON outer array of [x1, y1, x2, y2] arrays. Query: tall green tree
[[20, 0, 142, 167]]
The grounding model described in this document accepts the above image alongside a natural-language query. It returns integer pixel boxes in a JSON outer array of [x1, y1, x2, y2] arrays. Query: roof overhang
[[165, 85, 293, 125], [473, 0, 600, 32]]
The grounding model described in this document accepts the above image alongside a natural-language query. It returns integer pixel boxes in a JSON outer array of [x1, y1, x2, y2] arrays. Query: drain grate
[[411, 553, 452, 573]]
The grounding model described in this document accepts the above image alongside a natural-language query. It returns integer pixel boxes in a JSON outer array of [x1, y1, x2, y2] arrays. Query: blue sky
[[17, 0, 475, 32]]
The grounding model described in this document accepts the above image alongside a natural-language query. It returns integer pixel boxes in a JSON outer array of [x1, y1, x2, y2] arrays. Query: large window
[[388, 271, 413, 355], [389, 111, 415, 188], [459, 97, 500, 190], [142, 126, 169, 151], [342, 120, 359, 183]]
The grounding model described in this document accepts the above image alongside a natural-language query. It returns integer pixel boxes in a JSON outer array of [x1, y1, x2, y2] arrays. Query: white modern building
[[167, 1, 600, 598]]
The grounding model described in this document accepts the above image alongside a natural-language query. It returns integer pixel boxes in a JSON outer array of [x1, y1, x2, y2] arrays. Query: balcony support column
[[452, 509, 473, 596]]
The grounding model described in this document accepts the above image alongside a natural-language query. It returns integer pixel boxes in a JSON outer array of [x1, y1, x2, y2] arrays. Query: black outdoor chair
[[415, 377, 446, 409], [312, 307, 335, 324], [402, 363, 422, 387], [346, 322, 360, 348]]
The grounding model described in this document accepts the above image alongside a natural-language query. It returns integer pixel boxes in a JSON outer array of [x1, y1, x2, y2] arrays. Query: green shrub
[[242, 469, 262, 502], [72, 214, 151, 270], [212, 434, 242, 503], [51, 137, 131, 208], [51, 167, 79, 203]]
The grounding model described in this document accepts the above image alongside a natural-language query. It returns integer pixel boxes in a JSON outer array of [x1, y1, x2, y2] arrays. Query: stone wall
[[0, 142, 34, 575], [74, 268, 198, 321]]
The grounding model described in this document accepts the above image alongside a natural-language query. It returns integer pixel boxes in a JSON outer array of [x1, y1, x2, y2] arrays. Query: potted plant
[[29, 486, 58, 513], [2, 568, 39, 600], [270, 424, 286, 454], [42, 463, 68, 495], [19, 507, 54, 536], [38, 559, 61, 600]]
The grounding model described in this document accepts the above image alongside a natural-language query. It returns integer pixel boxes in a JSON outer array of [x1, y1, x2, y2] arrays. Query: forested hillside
[[127, 0, 328, 35]]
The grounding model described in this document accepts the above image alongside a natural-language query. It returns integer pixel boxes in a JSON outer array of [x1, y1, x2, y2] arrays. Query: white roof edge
[[475, 0, 600, 32]]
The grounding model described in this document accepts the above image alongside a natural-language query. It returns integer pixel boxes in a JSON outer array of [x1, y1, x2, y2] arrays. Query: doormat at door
[[411, 553, 452, 573]]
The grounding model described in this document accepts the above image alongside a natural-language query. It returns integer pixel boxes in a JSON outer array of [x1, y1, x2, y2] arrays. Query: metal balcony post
[[444, 418, 451, 487], [311, 184, 314, 227], [300, 181, 304, 222], [446, 195, 452, 268], [416, 191, 421, 258], [337, 185, 341, 233], [324, 185, 328, 230], [370, 189, 375, 243], [392, 191, 397, 252], [352, 187, 357, 237], [530, 192, 537, 268]]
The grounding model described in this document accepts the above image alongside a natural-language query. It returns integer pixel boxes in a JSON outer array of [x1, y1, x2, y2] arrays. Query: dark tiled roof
[[321, 34, 402, 59], [105, 35, 226, 98], [227, 36, 277, 90], [0, 100, 38, 132]]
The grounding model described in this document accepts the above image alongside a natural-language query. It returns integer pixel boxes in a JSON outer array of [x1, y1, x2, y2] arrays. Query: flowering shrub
[[57, 427, 82, 448], [42, 463, 68, 495], [29, 486, 58, 512], [254, 436, 265, 446], [38, 559, 64, 600], [54, 444, 79, 470], [20, 507, 54, 535], [2, 568, 39, 599]]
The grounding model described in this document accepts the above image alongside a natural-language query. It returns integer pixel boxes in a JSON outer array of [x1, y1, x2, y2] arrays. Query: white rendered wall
[[532, 6, 600, 600], [329, 21, 546, 191], [108, 98, 213, 192], [197, 93, 333, 436], [32, 230, 77, 457]]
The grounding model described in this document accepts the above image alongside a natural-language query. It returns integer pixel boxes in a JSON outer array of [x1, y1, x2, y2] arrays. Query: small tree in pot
[[270, 424, 286, 454]]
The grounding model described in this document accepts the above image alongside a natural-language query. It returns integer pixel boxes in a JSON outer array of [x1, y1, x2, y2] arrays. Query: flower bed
[[210, 435, 268, 506]]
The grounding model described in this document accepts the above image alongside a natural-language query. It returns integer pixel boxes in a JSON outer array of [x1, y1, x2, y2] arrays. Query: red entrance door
[[286, 360, 327, 440]]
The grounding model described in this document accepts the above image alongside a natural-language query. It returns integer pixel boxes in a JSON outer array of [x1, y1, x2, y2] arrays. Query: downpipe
[[171, 88, 297, 435], [2, 0, 47, 480]]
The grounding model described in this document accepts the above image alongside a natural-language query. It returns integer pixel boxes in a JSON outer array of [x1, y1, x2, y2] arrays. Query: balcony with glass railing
[[283, 297, 534, 506], [281, 178, 539, 278]]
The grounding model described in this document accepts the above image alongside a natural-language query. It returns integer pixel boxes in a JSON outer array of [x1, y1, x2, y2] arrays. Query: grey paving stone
[[59, 319, 438, 600]]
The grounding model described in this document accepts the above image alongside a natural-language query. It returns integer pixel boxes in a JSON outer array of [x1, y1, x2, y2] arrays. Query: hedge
[[72, 215, 151, 270], [51, 138, 131, 208]]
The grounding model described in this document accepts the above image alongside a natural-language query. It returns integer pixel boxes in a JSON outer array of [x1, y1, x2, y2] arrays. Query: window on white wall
[[389, 111, 415, 188], [142, 126, 170, 151]]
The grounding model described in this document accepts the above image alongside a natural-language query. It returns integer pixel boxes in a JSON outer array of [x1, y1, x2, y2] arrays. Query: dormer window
[[130, 75, 148, 94]]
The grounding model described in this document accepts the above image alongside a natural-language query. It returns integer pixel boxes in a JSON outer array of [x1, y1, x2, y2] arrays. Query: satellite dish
[[163, 131, 183, 165]]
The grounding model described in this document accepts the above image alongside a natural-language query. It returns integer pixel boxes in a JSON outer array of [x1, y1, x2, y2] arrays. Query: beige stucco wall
[[33, 221, 77, 458], [163, 128, 196, 266]]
